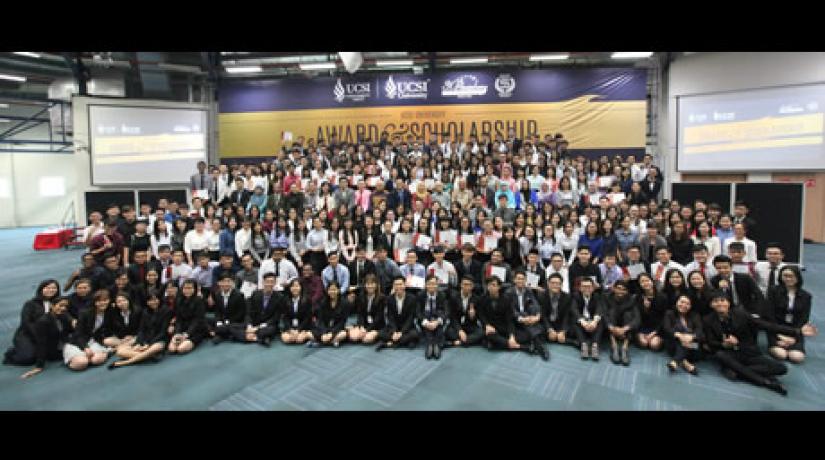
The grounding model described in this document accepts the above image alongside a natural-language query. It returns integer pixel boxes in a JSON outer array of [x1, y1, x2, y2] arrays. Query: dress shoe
[[610, 347, 621, 364], [764, 379, 788, 396], [258, 337, 272, 348], [591, 343, 600, 361], [621, 348, 630, 366], [580, 343, 590, 360], [433, 344, 441, 360], [537, 344, 550, 361], [425, 343, 433, 359]]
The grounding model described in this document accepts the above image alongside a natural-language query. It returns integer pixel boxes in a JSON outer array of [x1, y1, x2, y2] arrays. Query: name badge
[[367, 315, 373, 324], [785, 313, 794, 324], [292, 318, 299, 328]]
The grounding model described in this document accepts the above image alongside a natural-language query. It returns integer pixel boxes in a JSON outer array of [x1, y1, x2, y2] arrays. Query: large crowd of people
[[3, 129, 818, 397]]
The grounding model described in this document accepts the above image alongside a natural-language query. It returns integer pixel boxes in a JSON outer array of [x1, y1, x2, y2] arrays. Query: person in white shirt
[[234, 218, 253, 259], [691, 221, 721, 261], [650, 246, 685, 288], [544, 253, 570, 294], [723, 223, 757, 263], [162, 250, 193, 286], [258, 244, 298, 290], [754, 243, 787, 295], [683, 244, 717, 280], [183, 218, 212, 266], [426, 246, 457, 292]]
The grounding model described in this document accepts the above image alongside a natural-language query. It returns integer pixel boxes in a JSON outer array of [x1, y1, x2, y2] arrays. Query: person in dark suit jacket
[[635, 273, 667, 352], [541, 273, 573, 346], [445, 276, 484, 347], [702, 291, 815, 396], [240, 273, 282, 346], [663, 294, 704, 374], [18, 296, 75, 379], [605, 281, 640, 366], [211, 274, 247, 344], [347, 247, 376, 297], [376, 276, 420, 350], [347, 274, 386, 345], [280, 279, 314, 344], [505, 271, 549, 360], [168, 280, 209, 355], [570, 277, 607, 360], [567, 246, 603, 294], [229, 178, 252, 208], [65, 289, 113, 370], [416, 276, 448, 359], [4, 279, 61, 366], [312, 281, 351, 346], [108, 288, 172, 369], [710, 255, 764, 315], [478, 276, 523, 352], [102, 291, 142, 348], [455, 244, 484, 295], [387, 180, 411, 212], [766, 266, 816, 364]]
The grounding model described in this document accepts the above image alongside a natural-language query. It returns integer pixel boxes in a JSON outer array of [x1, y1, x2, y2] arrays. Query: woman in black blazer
[[19, 296, 74, 379], [662, 268, 689, 311], [686, 270, 712, 317], [4, 279, 61, 366], [636, 273, 667, 352], [67, 278, 93, 321], [280, 279, 314, 344], [497, 226, 523, 269], [168, 280, 209, 355], [102, 291, 143, 349], [64, 289, 112, 370], [663, 294, 704, 374], [109, 289, 171, 369], [347, 274, 387, 345], [134, 268, 162, 311], [767, 266, 815, 364], [312, 281, 351, 347]]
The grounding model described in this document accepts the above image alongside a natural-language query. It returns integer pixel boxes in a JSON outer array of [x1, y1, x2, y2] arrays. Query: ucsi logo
[[334, 78, 372, 103], [385, 75, 429, 100]]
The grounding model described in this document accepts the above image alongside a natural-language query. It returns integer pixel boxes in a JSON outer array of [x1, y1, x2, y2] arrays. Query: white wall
[[659, 52, 825, 196]]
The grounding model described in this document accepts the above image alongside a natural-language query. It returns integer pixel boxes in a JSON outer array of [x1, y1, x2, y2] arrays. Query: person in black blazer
[[477, 276, 523, 351], [347, 247, 376, 297], [280, 279, 314, 344], [416, 275, 448, 359], [445, 276, 484, 347], [108, 288, 172, 369], [102, 291, 142, 349], [663, 294, 704, 374], [312, 281, 351, 347], [66, 289, 113, 369], [4, 279, 61, 366], [229, 177, 252, 207], [541, 273, 573, 346], [376, 276, 420, 350], [605, 280, 640, 366], [347, 274, 387, 345], [240, 273, 282, 346], [455, 244, 483, 295], [67, 278, 94, 321], [19, 296, 75, 379], [168, 280, 209, 355], [766, 266, 816, 364], [710, 255, 764, 315], [211, 274, 247, 344], [505, 271, 549, 360], [635, 273, 667, 352], [702, 291, 815, 395], [523, 249, 547, 294], [570, 277, 607, 361]]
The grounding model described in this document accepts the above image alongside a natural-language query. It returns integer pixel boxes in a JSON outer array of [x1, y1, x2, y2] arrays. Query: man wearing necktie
[[190, 161, 213, 195], [505, 271, 549, 360], [572, 278, 606, 360], [322, 252, 350, 295], [416, 276, 446, 359], [755, 243, 786, 295], [711, 255, 765, 315], [242, 273, 281, 347]]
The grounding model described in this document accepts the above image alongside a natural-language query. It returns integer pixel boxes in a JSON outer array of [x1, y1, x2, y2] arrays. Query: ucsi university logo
[[384, 75, 429, 100], [334, 78, 372, 103]]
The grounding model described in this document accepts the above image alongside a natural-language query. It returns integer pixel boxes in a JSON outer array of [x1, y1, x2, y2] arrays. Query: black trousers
[[515, 324, 546, 346], [714, 350, 787, 386], [212, 321, 245, 339], [666, 338, 704, 363], [485, 327, 513, 350], [573, 320, 605, 346], [378, 328, 420, 345], [420, 324, 445, 346], [445, 325, 484, 345], [227, 324, 278, 342], [3, 335, 36, 366]]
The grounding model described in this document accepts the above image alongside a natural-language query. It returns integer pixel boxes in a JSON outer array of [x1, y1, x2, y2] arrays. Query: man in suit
[[190, 161, 214, 192], [229, 177, 252, 208], [478, 276, 524, 352], [209, 166, 230, 206], [638, 224, 667, 264], [684, 244, 717, 281], [732, 200, 758, 241], [417, 276, 448, 359], [376, 277, 420, 350], [710, 254, 764, 315], [541, 273, 573, 346], [446, 276, 484, 347], [523, 249, 546, 294], [241, 272, 282, 346], [373, 245, 402, 295], [333, 177, 355, 211], [571, 277, 607, 360], [387, 178, 411, 212], [481, 249, 513, 292], [754, 243, 786, 295], [347, 245, 376, 297], [567, 246, 603, 294], [505, 271, 549, 360], [455, 243, 483, 295], [475, 176, 497, 210], [126, 249, 158, 286], [211, 273, 247, 344]]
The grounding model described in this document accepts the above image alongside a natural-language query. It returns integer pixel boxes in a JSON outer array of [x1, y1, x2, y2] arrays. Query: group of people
[[3, 129, 818, 397]]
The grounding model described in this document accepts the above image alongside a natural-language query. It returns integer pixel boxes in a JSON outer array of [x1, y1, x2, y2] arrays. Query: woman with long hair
[[4, 279, 61, 366], [17, 296, 74, 379], [767, 266, 816, 364], [686, 270, 712, 317], [280, 279, 314, 344], [663, 294, 703, 374], [167, 280, 208, 355], [636, 273, 666, 352], [102, 291, 142, 349], [662, 268, 689, 309], [312, 281, 351, 347]]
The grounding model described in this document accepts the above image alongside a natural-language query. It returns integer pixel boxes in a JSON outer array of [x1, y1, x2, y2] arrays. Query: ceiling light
[[13, 52, 41, 58], [299, 62, 337, 70], [529, 53, 569, 61], [0, 103, 8, 109], [225, 66, 262, 74], [158, 62, 205, 73], [0, 74, 26, 82], [449, 57, 488, 65], [0, 118, 10, 123], [376, 59, 414, 67], [611, 52, 653, 59]]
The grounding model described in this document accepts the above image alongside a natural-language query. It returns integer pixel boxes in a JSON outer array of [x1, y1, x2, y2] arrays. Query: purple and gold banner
[[218, 68, 647, 158]]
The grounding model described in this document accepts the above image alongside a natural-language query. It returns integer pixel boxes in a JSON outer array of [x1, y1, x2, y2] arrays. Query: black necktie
[[275, 261, 280, 278], [769, 267, 777, 288], [357, 262, 362, 284], [200, 174, 205, 189], [333, 266, 339, 284]]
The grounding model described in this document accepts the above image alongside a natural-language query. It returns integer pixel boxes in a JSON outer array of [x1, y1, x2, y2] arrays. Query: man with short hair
[[481, 249, 513, 292], [321, 251, 350, 294], [455, 243, 483, 294], [446, 276, 483, 347], [257, 243, 298, 290], [505, 271, 549, 360], [567, 246, 602, 294], [417, 275, 448, 359], [478, 276, 522, 352], [684, 244, 717, 280], [89, 219, 125, 265], [211, 273, 247, 345], [373, 244, 402, 295], [190, 160, 214, 192], [650, 246, 685, 287], [571, 277, 606, 360], [723, 223, 758, 263], [376, 276, 420, 350], [754, 243, 786, 295], [541, 273, 573, 346]]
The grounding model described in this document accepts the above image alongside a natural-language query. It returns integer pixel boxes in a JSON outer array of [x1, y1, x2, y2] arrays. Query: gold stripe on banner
[[218, 96, 646, 158]]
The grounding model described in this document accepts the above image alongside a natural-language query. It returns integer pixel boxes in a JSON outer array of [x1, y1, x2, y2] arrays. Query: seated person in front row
[[478, 276, 523, 352], [710, 254, 764, 316], [211, 273, 247, 345], [568, 246, 602, 294], [506, 271, 549, 360], [108, 289, 172, 369], [663, 294, 703, 375], [17, 296, 74, 379], [571, 277, 607, 361], [702, 291, 816, 396], [168, 280, 209, 355], [541, 273, 573, 346], [239, 273, 282, 347], [635, 273, 667, 352], [417, 275, 447, 360], [605, 280, 639, 366], [312, 281, 351, 347], [280, 279, 314, 344], [376, 276, 420, 350], [766, 266, 815, 364], [445, 276, 484, 347], [347, 274, 386, 345], [102, 291, 142, 349], [62, 289, 113, 371]]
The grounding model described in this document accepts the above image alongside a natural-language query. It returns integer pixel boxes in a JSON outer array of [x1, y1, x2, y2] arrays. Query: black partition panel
[[735, 183, 803, 264], [138, 190, 188, 209], [84, 191, 136, 221], [671, 183, 732, 214]]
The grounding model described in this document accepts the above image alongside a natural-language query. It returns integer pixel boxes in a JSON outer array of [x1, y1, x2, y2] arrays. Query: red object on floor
[[33, 228, 75, 251]]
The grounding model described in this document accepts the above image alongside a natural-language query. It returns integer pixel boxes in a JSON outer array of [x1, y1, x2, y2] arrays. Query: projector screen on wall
[[677, 84, 825, 172], [89, 105, 208, 185]]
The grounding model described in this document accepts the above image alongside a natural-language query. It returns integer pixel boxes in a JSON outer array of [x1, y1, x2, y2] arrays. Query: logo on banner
[[495, 73, 516, 98], [384, 75, 429, 100], [441, 75, 488, 98], [334, 78, 371, 103]]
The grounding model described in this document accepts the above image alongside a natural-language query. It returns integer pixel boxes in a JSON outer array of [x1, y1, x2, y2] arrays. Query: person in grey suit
[[190, 161, 214, 192], [333, 177, 355, 211], [638, 223, 667, 263]]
